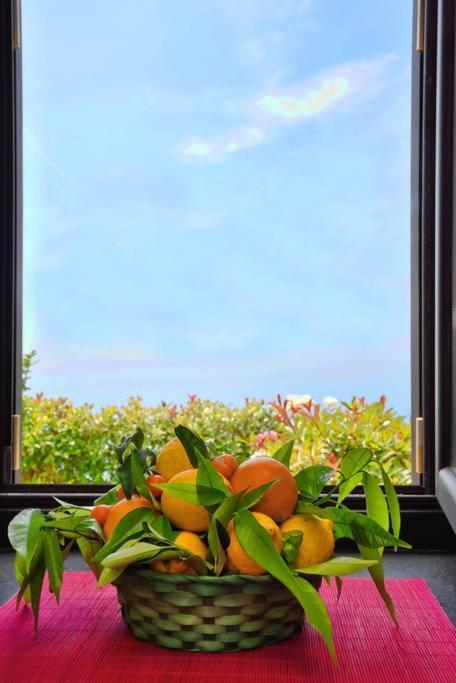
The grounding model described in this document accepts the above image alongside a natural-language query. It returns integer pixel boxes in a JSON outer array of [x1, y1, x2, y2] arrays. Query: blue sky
[[22, 0, 412, 414]]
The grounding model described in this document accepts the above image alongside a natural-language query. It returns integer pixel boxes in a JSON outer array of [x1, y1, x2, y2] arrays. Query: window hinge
[[12, 0, 21, 49], [416, 0, 425, 53], [12, 414, 21, 473], [415, 416, 424, 474]]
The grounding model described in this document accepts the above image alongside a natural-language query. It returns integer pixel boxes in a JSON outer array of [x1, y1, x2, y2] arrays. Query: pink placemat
[[0, 573, 454, 682]]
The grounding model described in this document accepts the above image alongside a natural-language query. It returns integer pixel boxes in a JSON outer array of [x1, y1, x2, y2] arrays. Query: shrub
[[22, 391, 411, 485]]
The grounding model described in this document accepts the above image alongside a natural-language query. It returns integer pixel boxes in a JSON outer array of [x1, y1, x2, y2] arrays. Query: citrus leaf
[[338, 448, 373, 504], [29, 543, 46, 636], [156, 482, 226, 506], [272, 439, 295, 468], [363, 472, 389, 532], [359, 546, 397, 625], [102, 542, 183, 569], [295, 466, 333, 498], [238, 479, 278, 510], [42, 529, 63, 603], [8, 509, 44, 573], [174, 424, 210, 467], [94, 486, 119, 506], [234, 510, 335, 660], [195, 450, 229, 495], [76, 537, 102, 578], [208, 491, 246, 574], [281, 530, 303, 564], [295, 504, 411, 549], [130, 450, 159, 508], [295, 556, 378, 577], [93, 508, 158, 563], [148, 515, 174, 541], [97, 566, 124, 588], [381, 466, 401, 543]]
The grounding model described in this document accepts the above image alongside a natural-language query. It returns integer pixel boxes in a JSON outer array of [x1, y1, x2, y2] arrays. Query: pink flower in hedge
[[168, 404, 177, 418], [255, 430, 279, 449], [188, 394, 198, 403], [326, 452, 340, 470], [380, 395, 387, 408]]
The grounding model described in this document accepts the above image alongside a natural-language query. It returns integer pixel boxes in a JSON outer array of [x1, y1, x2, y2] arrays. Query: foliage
[[21, 390, 411, 485], [8, 425, 412, 658]]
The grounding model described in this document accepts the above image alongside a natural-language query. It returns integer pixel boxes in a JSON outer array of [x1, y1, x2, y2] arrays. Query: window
[[1, 0, 455, 551]]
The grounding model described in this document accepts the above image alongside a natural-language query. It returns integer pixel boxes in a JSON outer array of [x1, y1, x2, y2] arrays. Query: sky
[[22, 0, 412, 415]]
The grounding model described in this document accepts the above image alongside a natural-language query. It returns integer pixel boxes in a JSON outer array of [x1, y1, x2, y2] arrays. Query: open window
[[1, 1, 455, 551]]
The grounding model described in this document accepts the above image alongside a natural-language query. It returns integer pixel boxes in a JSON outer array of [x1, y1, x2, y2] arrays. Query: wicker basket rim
[[121, 567, 282, 585]]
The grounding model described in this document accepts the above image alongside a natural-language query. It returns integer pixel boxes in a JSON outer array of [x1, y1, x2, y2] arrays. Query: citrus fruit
[[226, 511, 282, 575], [212, 454, 237, 479], [160, 469, 210, 532], [116, 485, 124, 500], [90, 504, 111, 526], [155, 437, 193, 481], [280, 514, 335, 568], [229, 456, 298, 522], [146, 473, 166, 498], [175, 531, 208, 560], [103, 496, 155, 539]]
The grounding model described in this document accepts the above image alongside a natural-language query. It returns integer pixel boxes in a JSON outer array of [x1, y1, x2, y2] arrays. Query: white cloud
[[178, 55, 394, 162]]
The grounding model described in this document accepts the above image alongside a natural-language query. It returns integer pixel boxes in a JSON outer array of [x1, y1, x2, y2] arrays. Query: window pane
[[22, 1, 412, 484]]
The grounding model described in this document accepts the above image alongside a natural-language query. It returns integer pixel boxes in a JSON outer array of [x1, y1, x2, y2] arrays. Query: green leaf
[[238, 479, 278, 510], [130, 449, 159, 507], [102, 542, 182, 569], [115, 427, 144, 462], [234, 510, 335, 660], [94, 487, 119, 505], [281, 530, 303, 564], [295, 466, 333, 498], [195, 451, 229, 495], [156, 482, 226, 506], [118, 457, 134, 499], [93, 508, 158, 563], [97, 566, 124, 588], [208, 492, 245, 574], [149, 515, 174, 541], [363, 473, 389, 532], [76, 537, 102, 578], [338, 448, 373, 504], [335, 576, 343, 600], [359, 546, 397, 625], [295, 556, 378, 577], [272, 439, 295, 468], [42, 529, 63, 603], [8, 509, 44, 573], [28, 543, 46, 636], [174, 424, 210, 467], [295, 504, 411, 550], [381, 466, 401, 543]]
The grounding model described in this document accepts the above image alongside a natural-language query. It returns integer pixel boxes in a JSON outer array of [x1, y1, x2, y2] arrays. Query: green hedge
[[22, 392, 411, 485]]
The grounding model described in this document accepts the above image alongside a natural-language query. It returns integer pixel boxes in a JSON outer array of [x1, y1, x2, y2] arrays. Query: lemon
[[280, 514, 335, 568], [161, 469, 210, 532], [155, 437, 193, 480]]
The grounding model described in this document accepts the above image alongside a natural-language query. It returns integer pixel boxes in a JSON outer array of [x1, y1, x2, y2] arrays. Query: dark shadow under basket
[[115, 566, 321, 652]]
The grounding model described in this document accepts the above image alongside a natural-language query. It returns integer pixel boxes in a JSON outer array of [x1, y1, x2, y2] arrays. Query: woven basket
[[115, 567, 321, 652]]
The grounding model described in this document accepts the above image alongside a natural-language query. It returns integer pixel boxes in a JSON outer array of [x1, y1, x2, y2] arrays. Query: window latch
[[415, 416, 424, 474], [12, 414, 21, 476], [416, 0, 425, 53], [12, 0, 21, 49]]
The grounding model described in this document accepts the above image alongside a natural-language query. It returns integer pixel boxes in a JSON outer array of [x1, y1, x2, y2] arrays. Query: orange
[[116, 485, 124, 500], [226, 511, 282, 575], [229, 456, 298, 522], [103, 496, 156, 539], [175, 531, 208, 559], [90, 504, 111, 526], [212, 454, 237, 479], [160, 469, 210, 532], [280, 515, 335, 568], [146, 473, 166, 498], [155, 437, 193, 481]]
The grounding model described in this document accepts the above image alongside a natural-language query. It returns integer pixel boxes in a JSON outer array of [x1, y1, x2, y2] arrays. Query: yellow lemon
[[161, 469, 210, 532], [155, 437, 193, 481], [175, 531, 208, 560], [280, 514, 335, 568]]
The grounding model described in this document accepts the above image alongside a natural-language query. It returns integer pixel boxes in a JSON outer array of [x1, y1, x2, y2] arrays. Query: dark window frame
[[0, 0, 455, 550]]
